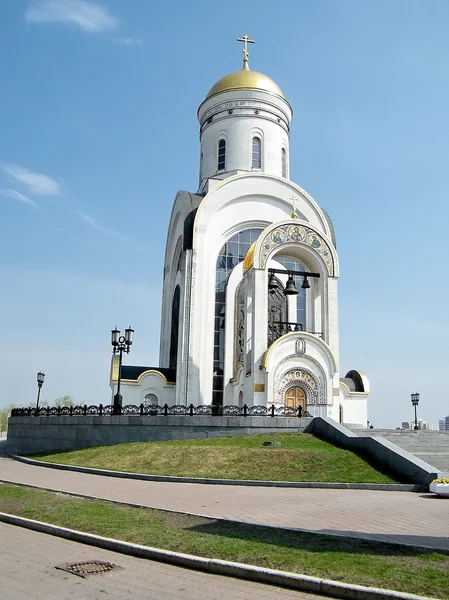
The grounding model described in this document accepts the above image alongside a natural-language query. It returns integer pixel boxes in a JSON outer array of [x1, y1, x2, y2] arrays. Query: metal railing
[[11, 404, 312, 418]]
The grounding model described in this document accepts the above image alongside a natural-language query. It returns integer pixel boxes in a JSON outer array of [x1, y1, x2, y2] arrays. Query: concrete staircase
[[348, 428, 449, 473]]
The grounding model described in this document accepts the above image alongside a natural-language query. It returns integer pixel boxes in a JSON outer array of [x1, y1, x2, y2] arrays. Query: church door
[[285, 386, 306, 412]]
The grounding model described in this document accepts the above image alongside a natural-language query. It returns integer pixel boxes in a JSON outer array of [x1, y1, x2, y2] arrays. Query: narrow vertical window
[[282, 148, 287, 178], [169, 285, 180, 370], [217, 139, 226, 170], [252, 136, 261, 169]]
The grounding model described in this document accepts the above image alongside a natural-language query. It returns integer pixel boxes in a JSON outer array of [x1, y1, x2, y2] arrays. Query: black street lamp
[[411, 392, 420, 430], [36, 371, 45, 410], [111, 326, 134, 415]]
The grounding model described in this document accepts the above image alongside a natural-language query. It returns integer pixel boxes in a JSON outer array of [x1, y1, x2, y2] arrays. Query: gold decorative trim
[[254, 384, 265, 392], [120, 369, 176, 385], [243, 242, 256, 272], [110, 355, 120, 383]]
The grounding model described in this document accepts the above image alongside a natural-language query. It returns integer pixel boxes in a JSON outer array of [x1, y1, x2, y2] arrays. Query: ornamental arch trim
[[257, 222, 335, 276], [276, 367, 324, 405]]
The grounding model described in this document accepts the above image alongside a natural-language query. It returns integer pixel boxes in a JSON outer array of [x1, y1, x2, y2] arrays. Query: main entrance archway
[[285, 386, 306, 410]]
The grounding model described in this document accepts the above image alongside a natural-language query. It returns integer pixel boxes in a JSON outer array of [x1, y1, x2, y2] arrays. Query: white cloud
[[2, 164, 61, 196], [0, 189, 37, 208], [77, 211, 127, 240], [25, 0, 119, 32], [113, 37, 142, 46]]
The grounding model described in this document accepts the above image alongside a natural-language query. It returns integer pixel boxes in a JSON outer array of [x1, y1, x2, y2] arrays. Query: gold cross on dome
[[290, 194, 299, 219], [237, 34, 255, 67]]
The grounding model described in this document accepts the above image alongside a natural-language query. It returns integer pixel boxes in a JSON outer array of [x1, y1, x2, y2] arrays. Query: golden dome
[[206, 65, 284, 100]]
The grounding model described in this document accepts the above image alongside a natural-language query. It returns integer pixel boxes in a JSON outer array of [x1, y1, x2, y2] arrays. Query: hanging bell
[[301, 276, 310, 289], [268, 273, 278, 291], [284, 275, 298, 296]]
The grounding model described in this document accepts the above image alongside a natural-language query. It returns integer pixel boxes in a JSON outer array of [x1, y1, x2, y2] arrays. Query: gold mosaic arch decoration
[[258, 223, 335, 276]]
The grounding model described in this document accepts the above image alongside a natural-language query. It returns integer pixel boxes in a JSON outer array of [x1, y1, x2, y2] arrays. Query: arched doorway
[[285, 386, 306, 411]]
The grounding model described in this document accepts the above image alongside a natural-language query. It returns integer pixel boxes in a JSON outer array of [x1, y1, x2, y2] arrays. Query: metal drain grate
[[56, 560, 120, 578]]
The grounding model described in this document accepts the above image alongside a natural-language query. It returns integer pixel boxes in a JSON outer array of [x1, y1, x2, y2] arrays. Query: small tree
[[0, 404, 17, 435], [53, 395, 75, 407]]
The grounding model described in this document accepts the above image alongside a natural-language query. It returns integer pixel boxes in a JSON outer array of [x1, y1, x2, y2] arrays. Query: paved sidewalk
[[0, 522, 319, 600], [1, 456, 448, 550]]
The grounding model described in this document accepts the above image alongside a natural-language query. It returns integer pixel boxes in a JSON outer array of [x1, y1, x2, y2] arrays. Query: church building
[[110, 37, 370, 426]]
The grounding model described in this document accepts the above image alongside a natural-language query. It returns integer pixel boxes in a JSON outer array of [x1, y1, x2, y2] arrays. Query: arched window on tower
[[217, 139, 226, 171], [252, 137, 261, 169], [281, 148, 287, 178]]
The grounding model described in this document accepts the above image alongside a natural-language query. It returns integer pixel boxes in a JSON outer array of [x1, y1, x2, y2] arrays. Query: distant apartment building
[[439, 416, 449, 431], [401, 419, 433, 431]]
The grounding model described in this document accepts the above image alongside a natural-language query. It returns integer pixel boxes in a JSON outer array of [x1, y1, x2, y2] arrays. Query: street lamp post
[[411, 392, 420, 430], [36, 371, 45, 410], [111, 326, 134, 415]]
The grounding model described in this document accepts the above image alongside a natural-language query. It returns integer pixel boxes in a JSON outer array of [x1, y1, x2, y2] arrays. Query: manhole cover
[[56, 560, 120, 578]]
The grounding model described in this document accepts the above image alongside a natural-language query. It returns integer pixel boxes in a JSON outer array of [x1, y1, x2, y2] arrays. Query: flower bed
[[429, 478, 449, 497]]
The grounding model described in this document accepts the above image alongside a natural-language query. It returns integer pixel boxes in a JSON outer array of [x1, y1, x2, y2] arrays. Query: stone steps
[[347, 428, 449, 472]]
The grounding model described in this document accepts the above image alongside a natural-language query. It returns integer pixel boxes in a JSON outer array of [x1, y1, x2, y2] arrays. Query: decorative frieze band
[[259, 223, 334, 276]]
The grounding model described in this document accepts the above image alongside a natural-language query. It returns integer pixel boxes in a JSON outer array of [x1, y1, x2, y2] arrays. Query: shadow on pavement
[[187, 520, 449, 556]]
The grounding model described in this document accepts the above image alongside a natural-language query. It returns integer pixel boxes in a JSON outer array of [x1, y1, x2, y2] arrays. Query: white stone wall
[[339, 383, 369, 427], [111, 373, 175, 407]]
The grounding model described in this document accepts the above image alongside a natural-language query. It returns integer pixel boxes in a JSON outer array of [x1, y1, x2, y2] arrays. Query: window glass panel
[[218, 139, 226, 170], [249, 228, 261, 242], [212, 227, 263, 404], [227, 241, 238, 257], [252, 137, 261, 169], [238, 245, 249, 260], [282, 148, 287, 178], [238, 230, 250, 243]]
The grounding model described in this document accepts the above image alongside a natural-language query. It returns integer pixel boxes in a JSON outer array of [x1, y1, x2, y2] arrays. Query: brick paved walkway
[[1, 456, 449, 550], [0, 522, 321, 600]]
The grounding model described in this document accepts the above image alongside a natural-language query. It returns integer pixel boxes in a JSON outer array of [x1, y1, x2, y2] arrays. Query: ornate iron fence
[[10, 404, 311, 418]]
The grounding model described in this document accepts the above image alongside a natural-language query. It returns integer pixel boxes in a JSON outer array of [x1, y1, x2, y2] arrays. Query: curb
[[9, 454, 424, 492], [0, 512, 435, 600]]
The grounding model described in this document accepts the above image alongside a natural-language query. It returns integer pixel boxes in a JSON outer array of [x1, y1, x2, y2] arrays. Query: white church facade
[[110, 38, 370, 426]]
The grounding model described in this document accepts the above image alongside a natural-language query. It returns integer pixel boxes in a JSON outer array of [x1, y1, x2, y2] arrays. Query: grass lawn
[[31, 433, 401, 483], [0, 482, 447, 599]]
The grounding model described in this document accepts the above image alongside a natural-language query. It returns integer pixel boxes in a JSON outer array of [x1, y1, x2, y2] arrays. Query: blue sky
[[0, 0, 448, 428]]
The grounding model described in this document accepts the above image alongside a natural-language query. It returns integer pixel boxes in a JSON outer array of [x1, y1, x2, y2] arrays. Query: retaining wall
[[6, 415, 310, 455]]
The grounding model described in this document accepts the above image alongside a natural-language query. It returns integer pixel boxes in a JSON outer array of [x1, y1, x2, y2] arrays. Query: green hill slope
[[33, 433, 401, 483]]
